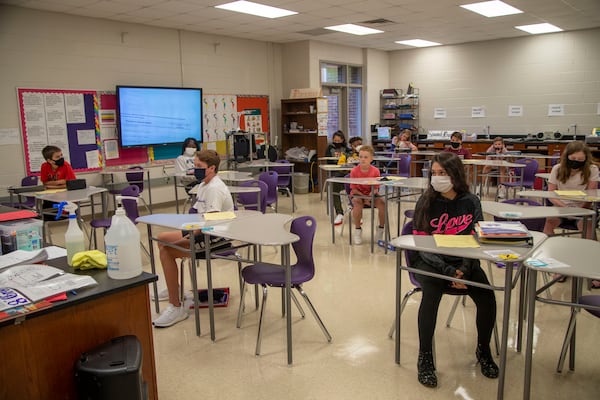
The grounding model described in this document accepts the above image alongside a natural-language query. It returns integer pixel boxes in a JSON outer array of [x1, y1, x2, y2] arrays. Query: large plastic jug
[[105, 196, 142, 279], [64, 203, 85, 266]]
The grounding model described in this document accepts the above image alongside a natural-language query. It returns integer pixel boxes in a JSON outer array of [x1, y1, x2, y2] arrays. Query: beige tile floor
[[52, 189, 600, 400]]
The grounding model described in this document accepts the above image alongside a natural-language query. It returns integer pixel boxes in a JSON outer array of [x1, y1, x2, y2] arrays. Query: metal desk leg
[[497, 261, 514, 400], [191, 235, 201, 336], [203, 233, 215, 340], [146, 225, 160, 314], [523, 268, 538, 400], [174, 177, 180, 214], [395, 249, 402, 364], [370, 191, 375, 253], [328, 181, 335, 244], [146, 170, 153, 213], [283, 243, 293, 364]]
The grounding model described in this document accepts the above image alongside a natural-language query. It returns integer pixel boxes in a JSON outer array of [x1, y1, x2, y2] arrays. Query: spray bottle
[[105, 195, 142, 279], [57, 201, 85, 266]]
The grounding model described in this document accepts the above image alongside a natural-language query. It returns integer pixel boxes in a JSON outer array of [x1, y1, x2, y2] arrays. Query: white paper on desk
[[0, 249, 49, 271], [44, 246, 67, 260], [21, 274, 97, 301], [0, 264, 63, 288]]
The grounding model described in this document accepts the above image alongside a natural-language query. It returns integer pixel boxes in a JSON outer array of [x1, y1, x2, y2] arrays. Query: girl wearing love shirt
[[410, 152, 498, 388]]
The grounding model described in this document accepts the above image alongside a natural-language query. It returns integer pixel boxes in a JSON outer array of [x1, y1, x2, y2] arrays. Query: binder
[[475, 221, 533, 246]]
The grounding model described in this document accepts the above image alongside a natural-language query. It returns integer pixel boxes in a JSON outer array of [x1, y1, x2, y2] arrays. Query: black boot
[[417, 351, 437, 387], [476, 345, 499, 379]]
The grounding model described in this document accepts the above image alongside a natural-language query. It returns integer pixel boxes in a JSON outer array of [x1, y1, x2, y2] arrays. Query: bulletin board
[[18, 88, 103, 175]]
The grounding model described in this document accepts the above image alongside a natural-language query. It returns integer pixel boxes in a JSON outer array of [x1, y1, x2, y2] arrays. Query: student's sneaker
[[152, 304, 189, 328], [151, 288, 169, 302], [376, 226, 385, 241], [497, 185, 506, 199], [334, 214, 344, 226], [353, 228, 363, 245]]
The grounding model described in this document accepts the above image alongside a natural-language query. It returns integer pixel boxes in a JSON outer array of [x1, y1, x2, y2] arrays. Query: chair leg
[[290, 289, 305, 318], [557, 308, 579, 373], [236, 280, 247, 328], [255, 285, 269, 355], [446, 296, 462, 327], [295, 285, 332, 342], [388, 287, 421, 338]]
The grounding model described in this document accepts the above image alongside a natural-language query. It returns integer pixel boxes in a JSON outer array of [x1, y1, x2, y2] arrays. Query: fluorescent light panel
[[215, 1, 297, 19], [515, 23, 563, 34], [395, 39, 441, 48], [460, 1, 523, 17], [324, 24, 383, 36]]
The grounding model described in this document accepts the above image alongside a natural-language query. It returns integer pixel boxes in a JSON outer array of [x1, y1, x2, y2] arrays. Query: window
[[320, 62, 363, 140]]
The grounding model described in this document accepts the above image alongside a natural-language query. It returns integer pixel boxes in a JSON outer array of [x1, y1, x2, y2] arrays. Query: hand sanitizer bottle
[[63, 202, 85, 266], [105, 196, 142, 279]]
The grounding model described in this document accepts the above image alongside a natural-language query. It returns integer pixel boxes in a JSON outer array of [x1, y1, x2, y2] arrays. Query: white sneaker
[[353, 228, 363, 245], [376, 226, 384, 241], [497, 185, 506, 199], [334, 214, 344, 226], [151, 288, 169, 301], [152, 304, 189, 328]]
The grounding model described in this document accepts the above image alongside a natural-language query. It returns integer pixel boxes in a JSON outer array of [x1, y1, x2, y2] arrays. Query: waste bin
[[293, 172, 310, 194], [74, 335, 146, 400]]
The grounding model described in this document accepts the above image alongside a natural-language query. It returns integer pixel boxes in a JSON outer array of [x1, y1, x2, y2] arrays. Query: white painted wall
[[388, 28, 600, 137], [0, 5, 283, 206], [364, 48, 389, 143]]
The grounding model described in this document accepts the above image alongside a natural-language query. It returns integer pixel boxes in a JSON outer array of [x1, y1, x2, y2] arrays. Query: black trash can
[[74, 335, 147, 400]]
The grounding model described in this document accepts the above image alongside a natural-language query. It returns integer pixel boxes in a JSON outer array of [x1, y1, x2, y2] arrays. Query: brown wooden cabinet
[[281, 98, 328, 159]]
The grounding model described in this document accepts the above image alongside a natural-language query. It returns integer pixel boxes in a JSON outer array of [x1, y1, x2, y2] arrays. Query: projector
[[535, 131, 562, 140]]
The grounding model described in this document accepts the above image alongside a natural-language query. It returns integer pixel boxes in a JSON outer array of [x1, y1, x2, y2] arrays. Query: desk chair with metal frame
[[236, 215, 332, 355], [258, 170, 278, 212], [272, 160, 296, 211], [500, 158, 538, 200], [388, 221, 500, 357], [6, 176, 38, 209]]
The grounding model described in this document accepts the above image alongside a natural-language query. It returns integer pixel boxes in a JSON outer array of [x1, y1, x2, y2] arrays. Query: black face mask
[[54, 157, 65, 167], [450, 142, 460, 149], [566, 159, 585, 170], [194, 167, 206, 181], [333, 142, 344, 149]]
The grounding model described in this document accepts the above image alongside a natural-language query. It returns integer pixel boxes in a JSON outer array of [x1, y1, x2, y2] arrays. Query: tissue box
[[0, 218, 43, 253]]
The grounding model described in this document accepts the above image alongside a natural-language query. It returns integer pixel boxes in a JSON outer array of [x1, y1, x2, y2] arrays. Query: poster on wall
[[434, 108, 447, 119], [203, 95, 238, 142], [243, 109, 263, 133], [471, 106, 486, 118], [508, 105, 523, 117], [548, 104, 565, 116]]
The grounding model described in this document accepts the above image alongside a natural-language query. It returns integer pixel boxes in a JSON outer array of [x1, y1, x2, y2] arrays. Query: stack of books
[[475, 221, 533, 246]]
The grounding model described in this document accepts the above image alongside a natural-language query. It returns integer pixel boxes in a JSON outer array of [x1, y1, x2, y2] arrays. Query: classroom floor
[[51, 188, 600, 400]]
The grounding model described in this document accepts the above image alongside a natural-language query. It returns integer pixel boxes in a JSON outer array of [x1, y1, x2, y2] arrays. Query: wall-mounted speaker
[[536, 131, 562, 140]]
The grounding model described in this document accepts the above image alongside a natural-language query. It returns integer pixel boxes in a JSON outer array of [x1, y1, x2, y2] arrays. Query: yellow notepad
[[554, 190, 586, 196], [433, 234, 480, 248], [36, 189, 67, 194], [203, 211, 236, 221]]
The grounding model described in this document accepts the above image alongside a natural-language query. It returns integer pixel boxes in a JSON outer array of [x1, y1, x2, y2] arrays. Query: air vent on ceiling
[[361, 18, 394, 25], [298, 28, 333, 36]]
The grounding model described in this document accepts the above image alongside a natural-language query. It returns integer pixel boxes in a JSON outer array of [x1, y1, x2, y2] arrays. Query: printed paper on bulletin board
[[100, 93, 149, 167], [18, 88, 102, 175], [237, 96, 270, 139]]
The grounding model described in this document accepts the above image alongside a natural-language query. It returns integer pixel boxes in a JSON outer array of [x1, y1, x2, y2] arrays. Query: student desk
[[5, 183, 44, 208], [318, 164, 354, 202], [517, 189, 600, 239], [0, 257, 158, 399], [389, 231, 546, 400], [481, 200, 596, 227], [463, 159, 525, 195], [188, 184, 262, 212], [523, 237, 600, 400], [101, 167, 153, 213]]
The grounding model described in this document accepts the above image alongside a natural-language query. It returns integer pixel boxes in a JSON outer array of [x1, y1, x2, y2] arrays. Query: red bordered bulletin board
[[18, 88, 103, 175], [237, 96, 270, 140]]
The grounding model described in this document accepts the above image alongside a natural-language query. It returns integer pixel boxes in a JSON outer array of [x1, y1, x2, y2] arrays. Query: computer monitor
[[377, 126, 391, 140]]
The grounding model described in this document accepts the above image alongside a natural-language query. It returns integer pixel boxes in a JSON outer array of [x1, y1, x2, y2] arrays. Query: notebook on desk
[[475, 221, 533, 246]]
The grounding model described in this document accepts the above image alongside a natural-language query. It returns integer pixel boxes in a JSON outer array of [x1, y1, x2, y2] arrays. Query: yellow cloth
[[71, 250, 108, 270], [337, 153, 347, 165]]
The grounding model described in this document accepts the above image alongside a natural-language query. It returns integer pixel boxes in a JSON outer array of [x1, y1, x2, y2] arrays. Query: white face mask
[[431, 176, 453, 193], [184, 147, 196, 157]]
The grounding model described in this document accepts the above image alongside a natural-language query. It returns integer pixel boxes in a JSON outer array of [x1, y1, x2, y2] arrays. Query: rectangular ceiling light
[[460, 1, 523, 17], [325, 24, 383, 35], [515, 23, 563, 34], [395, 39, 441, 48], [215, 1, 297, 19]]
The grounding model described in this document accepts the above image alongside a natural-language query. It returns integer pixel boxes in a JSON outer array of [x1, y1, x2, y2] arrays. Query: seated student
[[343, 136, 363, 164], [174, 137, 201, 192], [325, 131, 349, 226], [482, 137, 509, 198], [152, 150, 234, 328], [394, 129, 418, 151], [542, 141, 599, 287], [349, 145, 385, 245], [444, 131, 472, 159], [40, 145, 76, 189], [410, 152, 498, 387]]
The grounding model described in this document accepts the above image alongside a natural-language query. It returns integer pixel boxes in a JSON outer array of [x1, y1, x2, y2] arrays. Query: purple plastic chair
[[89, 185, 140, 248], [237, 180, 267, 213], [557, 295, 600, 372], [15, 175, 38, 209], [272, 160, 296, 211], [236, 216, 332, 355], [501, 158, 538, 200], [258, 170, 279, 212], [393, 153, 412, 177]]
